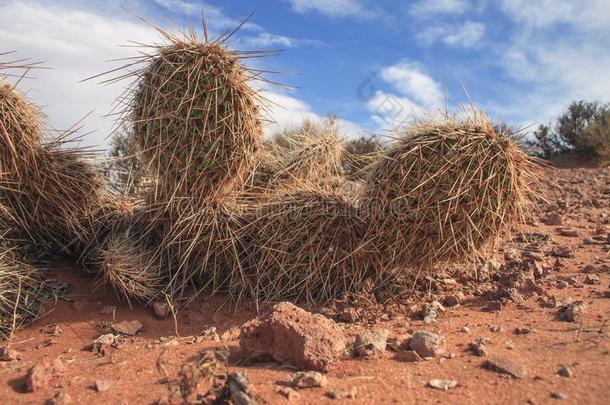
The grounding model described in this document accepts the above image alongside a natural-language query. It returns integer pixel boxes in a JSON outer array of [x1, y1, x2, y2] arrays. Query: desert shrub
[[343, 135, 382, 178], [533, 100, 610, 160]]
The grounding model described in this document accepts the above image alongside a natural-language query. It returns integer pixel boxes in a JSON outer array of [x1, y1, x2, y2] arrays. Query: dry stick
[[165, 292, 179, 338], [7, 278, 21, 348]]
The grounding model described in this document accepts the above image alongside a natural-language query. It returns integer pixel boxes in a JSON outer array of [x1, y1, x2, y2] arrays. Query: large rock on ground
[[25, 357, 65, 392], [239, 302, 346, 372]]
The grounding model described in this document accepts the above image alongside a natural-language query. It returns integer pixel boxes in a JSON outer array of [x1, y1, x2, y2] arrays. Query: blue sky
[[1, 0, 609, 148]]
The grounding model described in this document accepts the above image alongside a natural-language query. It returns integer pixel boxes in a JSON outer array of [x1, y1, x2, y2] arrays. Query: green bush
[[533, 100, 610, 160]]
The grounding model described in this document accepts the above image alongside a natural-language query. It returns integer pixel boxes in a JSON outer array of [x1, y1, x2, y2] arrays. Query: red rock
[[394, 350, 422, 362], [239, 302, 346, 372], [0, 346, 21, 361], [483, 356, 526, 378], [152, 301, 169, 318], [111, 320, 143, 336], [408, 331, 445, 358], [25, 357, 65, 392]]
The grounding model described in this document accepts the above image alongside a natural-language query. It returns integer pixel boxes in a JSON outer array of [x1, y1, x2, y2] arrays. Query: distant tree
[[343, 135, 382, 178], [532, 124, 556, 159], [104, 130, 141, 193], [580, 109, 610, 161], [532, 100, 610, 160]]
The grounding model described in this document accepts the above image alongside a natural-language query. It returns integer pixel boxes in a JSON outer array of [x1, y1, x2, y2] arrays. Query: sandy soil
[[1, 164, 609, 404]]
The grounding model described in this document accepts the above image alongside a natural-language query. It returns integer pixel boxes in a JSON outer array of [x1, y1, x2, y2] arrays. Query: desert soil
[[1, 163, 609, 404]]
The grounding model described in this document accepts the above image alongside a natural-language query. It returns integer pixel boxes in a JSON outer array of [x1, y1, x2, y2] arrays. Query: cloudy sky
[[1, 0, 609, 149]]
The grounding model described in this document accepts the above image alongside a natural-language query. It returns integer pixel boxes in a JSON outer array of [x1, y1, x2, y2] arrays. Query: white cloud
[[442, 21, 485, 48], [361, 61, 445, 130], [418, 21, 485, 48], [242, 33, 296, 48], [379, 60, 444, 107], [151, 0, 262, 32], [365, 90, 428, 130], [493, 0, 610, 127], [499, 0, 610, 33], [0, 0, 157, 149], [499, 0, 576, 28], [239, 33, 323, 49], [261, 91, 365, 138], [410, 0, 471, 16], [284, 0, 374, 18]]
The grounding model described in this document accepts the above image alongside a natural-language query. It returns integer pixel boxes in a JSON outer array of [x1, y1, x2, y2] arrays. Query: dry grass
[[362, 109, 540, 274], [0, 243, 45, 339], [242, 190, 371, 305], [246, 118, 345, 197], [146, 199, 250, 303], [94, 226, 165, 305], [1, 145, 109, 257], [1, 58, 112, 260]]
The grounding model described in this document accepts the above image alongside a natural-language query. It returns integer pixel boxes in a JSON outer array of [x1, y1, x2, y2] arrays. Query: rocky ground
[[1, 163, 609, 404]]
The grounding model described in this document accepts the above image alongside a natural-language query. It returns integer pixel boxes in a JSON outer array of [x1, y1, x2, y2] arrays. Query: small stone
[[26, 358, 65, 392], [558, 301, 587, 323], [513, 327, 536, 335], [409, 331, 445, 358], [550, 246, 573, 258], [95, 379, 116, 392], [563, 276, 578, 285], [90, 334, 121, 356], [461, 326, 471, 334], [220, 328, 239, 342], [550, 392, 568, 400], [545, 213, 563, 226], [505, 341, 514, 349], [540, 296, 558, 308], [483, 356, 526, 378], [558, 229, 578, 237], [326, 387, 357, 400], [99, 306, 116, 315], [428, 379, 458, 391], [319, 307, 337, 318], [489, 325, 503, 333], [556, 280, 569, 289], [46, 391, 71, 405], [226, 372, 257, 405], [45, 324, 63, 336], [385, 337, 402, 352], [277, 387, 300, 401], [469, 337, 489, 357], [288, 371, 328, 389], [443, 294, 462, 307], [486, 301, 502, 312], [353, 329, 388, 358], [421, 305, 438, 325], [0, 346, 21, 361], [152, 301, 169, 318], [394, 350, 422, 362], [557, 365, 574, 377], [111, 320, 143, 336], [200, 326, 220, 341], [584, 274, 600, 285], [340, 307, 360, 323]]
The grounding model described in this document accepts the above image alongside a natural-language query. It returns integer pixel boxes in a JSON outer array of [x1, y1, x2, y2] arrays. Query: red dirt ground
[[1, 164, 609, 404]]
